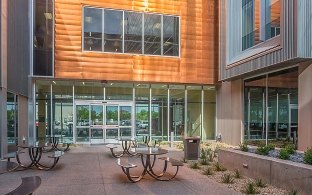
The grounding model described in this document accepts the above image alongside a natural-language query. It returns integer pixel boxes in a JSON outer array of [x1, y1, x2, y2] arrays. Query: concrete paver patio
[[0, 145, 241, 195]]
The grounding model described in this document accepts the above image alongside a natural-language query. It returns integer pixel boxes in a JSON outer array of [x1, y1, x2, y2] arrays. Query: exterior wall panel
[[219, 0, 307, 81], [7, 0, 30, 96], [54, 0, 219, 85], [297, 0, 312, 59]]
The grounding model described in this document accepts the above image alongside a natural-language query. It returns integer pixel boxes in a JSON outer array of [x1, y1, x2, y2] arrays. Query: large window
[[84, 7, 103, 51], [242, 0, 280, 50], [83, 7, 180, 57], [244, 68, 298, 144], [33, 0, 53, 76]]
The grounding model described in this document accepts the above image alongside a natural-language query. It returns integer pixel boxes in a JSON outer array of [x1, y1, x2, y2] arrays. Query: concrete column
[[216, 79, 243, 146], [298, 63, 312, 151]]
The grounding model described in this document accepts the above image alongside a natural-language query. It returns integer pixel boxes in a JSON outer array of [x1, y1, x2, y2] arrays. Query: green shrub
[[304, 148, 312, 165], [255, 178, 266, 188], [267, 143, 275, 151], [233, 169, 242, 179], [239, 142, 249, 152], [190, 162, 200, 169], [208, 150, 216, 162], [221, 174, 234, 183], [285, 144, 296, 154], [202, 167, 214, 176], [256, 145, 274, 156], [200, 148, 206, 159], [214, 162, 226, 172], [242, 182, 258, 194], [279, 148, 291, 160]]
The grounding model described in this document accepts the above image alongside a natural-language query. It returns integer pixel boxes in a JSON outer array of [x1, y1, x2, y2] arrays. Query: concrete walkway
[[0, 145, 241, 195]]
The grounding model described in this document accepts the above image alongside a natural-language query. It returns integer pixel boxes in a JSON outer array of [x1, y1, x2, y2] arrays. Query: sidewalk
[[0, 145, 241, 195]]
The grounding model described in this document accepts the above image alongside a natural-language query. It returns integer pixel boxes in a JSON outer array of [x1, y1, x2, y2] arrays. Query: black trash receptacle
[[183, 137, 200, 160]]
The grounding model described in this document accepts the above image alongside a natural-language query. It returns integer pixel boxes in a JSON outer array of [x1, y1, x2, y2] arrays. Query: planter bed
[[218, 148, 312, 195]]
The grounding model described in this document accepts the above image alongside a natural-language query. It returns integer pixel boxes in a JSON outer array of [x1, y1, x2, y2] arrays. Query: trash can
[[183, 137, 200, 160]]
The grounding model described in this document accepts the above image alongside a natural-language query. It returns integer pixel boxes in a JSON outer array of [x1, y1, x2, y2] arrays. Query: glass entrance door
[[90, 104, 104, 144], [75, 101, 133, 143]]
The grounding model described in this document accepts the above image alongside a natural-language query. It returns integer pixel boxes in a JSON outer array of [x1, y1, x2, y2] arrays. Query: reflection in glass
[[106, 106, 118, 125], [120, 128, 131, 138], [120, 106, 132, 126], [77, 128, 89, 142], [7, 93, 18, 146], [76, 105, 89, 126], [244, 68, 298, 143], [135, 85, 150, 136], [264, 0, 280, 40], [104, 10, 123, 52], [203, 88, 216, 140], [106, 83, 133, 100], [124, 11, 142, 54], [163, 16, 179, 56], [33, 0, 53, 76], [74, 82, 104, 100], [106, 128, 118, 139], [36, 80, 51, 138], [84, 8, 103, 51], [152, 84, 168, 141], [144, 14, 161, 55], [187, 86, 201, 138], [52, 81, 73, 141], [170, 85, 185, 141], [91, 105, 103, 125], [91, 128, 103, 139]]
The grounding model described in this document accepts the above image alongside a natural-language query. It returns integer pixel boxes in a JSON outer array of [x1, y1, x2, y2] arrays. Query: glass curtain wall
[[36, 80, 51, 139], [244, 68, 298, 144], [33, 0, 53, 76], [35, 81, 217, 142], [170, 85, 185, 140], [52, 81, 73, 142], [151, 84, 168, 141], [264, 0, 280, 40], [106, 83, 133, 100], [135, 84, 150, 137], [7, 92, 18, 148], [203, 87, 216, 140], [186, 86, 202, 137], [74, 82, 104, 100]]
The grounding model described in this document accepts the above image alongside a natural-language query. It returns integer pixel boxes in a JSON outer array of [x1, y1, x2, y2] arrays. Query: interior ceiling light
[[85, 16, 92, 23], [44, 12, 53, 20], [52, 81, 56, 85]]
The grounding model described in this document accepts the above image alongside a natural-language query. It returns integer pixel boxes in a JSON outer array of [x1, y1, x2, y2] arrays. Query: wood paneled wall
[[54, 0, 218, 84]]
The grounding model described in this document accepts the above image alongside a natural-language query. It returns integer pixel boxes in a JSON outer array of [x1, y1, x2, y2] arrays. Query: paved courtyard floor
[[0, 145, 241, 195]]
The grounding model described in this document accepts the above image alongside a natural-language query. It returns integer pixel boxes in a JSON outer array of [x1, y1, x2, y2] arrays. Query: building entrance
[[75, 100, 134, 144]]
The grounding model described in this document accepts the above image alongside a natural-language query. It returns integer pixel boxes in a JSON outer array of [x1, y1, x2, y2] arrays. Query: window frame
[[82, 6, 180, 58]]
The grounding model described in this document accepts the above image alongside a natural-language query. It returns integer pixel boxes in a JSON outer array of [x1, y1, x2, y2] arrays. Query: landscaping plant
[[279, 148, 291, 160], [255, 178, 266, 188], [242, 182, 258, 194], [221, 173, 234, 184], [233, 169, 242, 179], [190, 162, 200, 169], [202, 167, 214, 176], [239, 142, 248, 152], [304, 147, 312, 165], [214, 162, 226, 172], [256, 144, 275, 155]]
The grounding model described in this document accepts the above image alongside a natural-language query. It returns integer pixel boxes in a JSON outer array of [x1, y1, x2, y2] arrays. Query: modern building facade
[[1, 0, 219, 156], [218, 0, 312, 151], [1, 0, 312, 158]]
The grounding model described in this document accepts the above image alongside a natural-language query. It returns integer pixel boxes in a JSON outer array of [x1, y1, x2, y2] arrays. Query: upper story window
[[83, 7, 180, 57], [242, 0, 280, 51]]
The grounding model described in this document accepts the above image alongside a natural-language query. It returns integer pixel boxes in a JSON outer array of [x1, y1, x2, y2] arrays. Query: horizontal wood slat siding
[[54, 0, 218, 84]]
